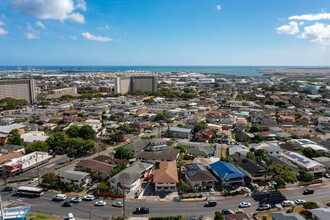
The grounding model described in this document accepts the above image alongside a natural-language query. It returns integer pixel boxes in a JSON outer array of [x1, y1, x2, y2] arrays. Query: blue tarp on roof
[[210, 161, 245, 179]]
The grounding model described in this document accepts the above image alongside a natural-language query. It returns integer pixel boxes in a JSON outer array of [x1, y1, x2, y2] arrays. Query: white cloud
[[299, 22, 330, 45], [76, 0, 87, 12], [59, 35, 65, 39], [1, 14, 5, 19], [289, 12, 330, 21], [299, 22, 304, 26], [82, 32, 113, 42], [16, 24, 23, 29], [0, 27, 8, 35], [25, 32, 40, 39], [276, 21, 299, 35], [0, 21, 5, 26], [36, 21, 46, 29], [97, 25, 110, 31], [25, 23, 40, 39], [10, 0, 86, 23], [216, 5, 221, 11], [70, 35, 77, 40]]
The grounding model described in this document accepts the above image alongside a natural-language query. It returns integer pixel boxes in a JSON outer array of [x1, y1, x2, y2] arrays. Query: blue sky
[[0, 0, 330, 66]]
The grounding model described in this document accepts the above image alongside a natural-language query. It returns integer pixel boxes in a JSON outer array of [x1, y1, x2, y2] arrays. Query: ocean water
[[0, 66, 263, 76]]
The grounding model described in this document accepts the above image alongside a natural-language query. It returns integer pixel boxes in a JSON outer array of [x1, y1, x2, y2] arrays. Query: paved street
[[1, 184, 329, 220]]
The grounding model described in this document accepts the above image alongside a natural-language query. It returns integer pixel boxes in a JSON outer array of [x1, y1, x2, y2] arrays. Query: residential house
[[153, 161, 179, 192], [76, 159, 115, 179], [167, 127, 193, 139], [0, 144, 24, 154], [318, 117, 330, 133], [0, 124, 25, 146], [271, 212, 305, 220], [237, 158, 272, 183], [216, 130, 234, 145], [263, 145, 283, 157], [195, 128, 214, 142], [278, 116, 295, 126], [187, 146, 214, 157], [309, 208, 330, 220], [282, 152, 326, 176], [109, 162, 153, 194], [228, 144, 249, 157], [125, 139, 150, 154], [135, 148, 180, 163], [59, 170, 91, 188], [210, 161, 245, 187], [255, 132, 276, 141], [236, 132, 254, 142], [183, 163, 217, 191]]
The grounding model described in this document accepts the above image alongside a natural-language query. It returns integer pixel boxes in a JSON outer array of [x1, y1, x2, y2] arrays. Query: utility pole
[[0, 195, 4, 220], [122, 178, 126, 218]]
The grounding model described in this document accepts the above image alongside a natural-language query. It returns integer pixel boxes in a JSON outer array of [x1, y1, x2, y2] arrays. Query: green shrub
[[303, 201, 319, 209], [215, 212, 224, 220]]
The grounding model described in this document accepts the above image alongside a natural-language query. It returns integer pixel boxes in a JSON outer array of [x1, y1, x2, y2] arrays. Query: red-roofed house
[[195, 128, 214, 142]]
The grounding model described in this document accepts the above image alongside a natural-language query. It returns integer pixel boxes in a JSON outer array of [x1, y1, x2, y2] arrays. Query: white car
[[239, 202, 251, 208], [83, 195, 95, 201], [209, 188, 215, 193], [95, 200, 106, 206], [71, 197, 82, 203], [145, 130, 152, 133], [112, 202, 123, 207], [68, 213, 75, 220], [295, 199, 306, 205], [282, 200, 294, 207], [53, 194, 67, 201], [29, 178, 38, 184]]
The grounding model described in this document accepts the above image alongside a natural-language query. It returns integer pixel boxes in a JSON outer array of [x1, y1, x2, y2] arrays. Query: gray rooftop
[[309, 208, 330, 220], [271, 212, 305, 220], [59, 170, 89, 180]]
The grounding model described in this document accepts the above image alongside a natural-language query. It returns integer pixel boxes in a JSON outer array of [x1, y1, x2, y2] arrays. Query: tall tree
[[7, 129, 24, 146], [25, 141, 49, 154], [78, 125, 96, 140], [114, 146, 133, 160], [66, 125, 81, 138]]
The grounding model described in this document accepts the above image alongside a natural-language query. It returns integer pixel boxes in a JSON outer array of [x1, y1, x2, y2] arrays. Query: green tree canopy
[[249, 126, 261, 133], [25, 141, 49, 154], [154, 113, 166, 121], [246, 151, 256, 160], [303, 201, 319, 209], [42, 172, 59, 188], [66, 125, 81, 138], [46, 132, 67, 152], [114, 146, 133, 160], [78, 125, 96, 140], [302, 147, 321, 158], [7, 129, 24, 146], [269, 164, 297, 189], [301, 171, 315, 182], [193, 122, 208, 133], [95, 182, 110, 192]]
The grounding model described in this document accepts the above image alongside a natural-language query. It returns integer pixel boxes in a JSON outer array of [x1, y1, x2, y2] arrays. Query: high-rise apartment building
[[0, 79, 37, 104], [114, 76, 157, 94]]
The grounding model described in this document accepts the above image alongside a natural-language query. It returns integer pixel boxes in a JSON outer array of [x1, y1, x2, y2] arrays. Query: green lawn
[[26, 214, 59, 220]]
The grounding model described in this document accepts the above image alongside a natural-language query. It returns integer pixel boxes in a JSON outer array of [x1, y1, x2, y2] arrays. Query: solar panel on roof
[[187, 164, 197, 170], [197, 164, 207, 171], [186, 170, 198, 178]]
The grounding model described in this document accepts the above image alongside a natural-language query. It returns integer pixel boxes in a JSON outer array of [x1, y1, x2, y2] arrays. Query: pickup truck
[[134, 207, 150, 214]]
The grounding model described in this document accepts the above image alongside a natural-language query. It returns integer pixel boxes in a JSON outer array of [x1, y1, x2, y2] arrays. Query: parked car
[[239, 202, 251, 208], [71, 197, 82, 203], [28, 178, 38, 184], [209, 188, 215, 193], [134, 207, 150, 214], [282, 200, 294, 207], [222, 209, 234, 214], [53, 194, 67, 201], [324, 173, 330, 178], [3, 186, 14, 192], [145, 130, 152, 133], [112, 202, 123, 207], [303, 189, 314, 195], [94, 201, 106, 206], [63, 201, 73, 207], [257, 204, 271, 210], [68, 213, 75, 220], [83, 195, 95, 201], [204, 201, 217, 207], [295, 199, 306, 205], [173, 196, 180, 202]]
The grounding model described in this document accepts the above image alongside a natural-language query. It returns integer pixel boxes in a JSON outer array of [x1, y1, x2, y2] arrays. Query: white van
[[53, 194, 67, 201], [68, 213, 75, 220]]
